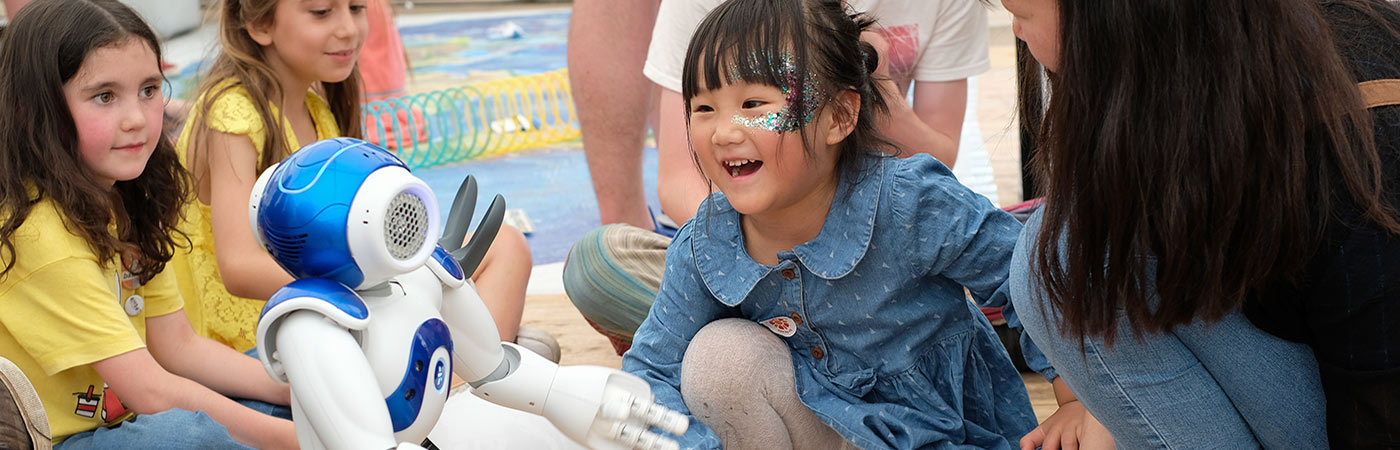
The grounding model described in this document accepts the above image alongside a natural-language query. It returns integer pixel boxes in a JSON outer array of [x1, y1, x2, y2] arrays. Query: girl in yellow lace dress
[[174, 0, 534, 353]]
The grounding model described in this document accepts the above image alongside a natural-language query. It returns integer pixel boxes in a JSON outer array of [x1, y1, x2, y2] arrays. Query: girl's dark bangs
[[684, 0, 802, 98]]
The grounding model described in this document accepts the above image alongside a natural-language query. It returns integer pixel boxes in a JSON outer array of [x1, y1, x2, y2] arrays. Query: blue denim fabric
[[1007, 209, 1329, 449], [54, 349, 292, 449], [54, 397, 292, 450], [55, 407, 250, 450], [623, 154, 1037, 449]]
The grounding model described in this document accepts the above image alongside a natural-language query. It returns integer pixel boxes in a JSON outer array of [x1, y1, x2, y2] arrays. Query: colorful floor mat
[[398, 10, 570, 91], [397, 9, 653, 265]]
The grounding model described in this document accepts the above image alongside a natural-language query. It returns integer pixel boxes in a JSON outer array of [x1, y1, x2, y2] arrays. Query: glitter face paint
[[728, 52, 822, 133], [732, 111, 790, 133]]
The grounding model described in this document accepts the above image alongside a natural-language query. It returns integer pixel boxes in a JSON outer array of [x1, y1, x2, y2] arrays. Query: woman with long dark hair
[[1003, 0, 1400, 448]]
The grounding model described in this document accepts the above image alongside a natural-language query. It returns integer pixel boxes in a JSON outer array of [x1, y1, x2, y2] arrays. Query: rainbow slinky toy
[[362, 69, 579, 170]]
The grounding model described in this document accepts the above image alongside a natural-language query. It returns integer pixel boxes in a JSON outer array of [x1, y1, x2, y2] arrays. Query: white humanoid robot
[[248, 138, 687, 450]]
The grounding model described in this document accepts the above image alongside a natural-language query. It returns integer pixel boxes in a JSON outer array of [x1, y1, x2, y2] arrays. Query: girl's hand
[[1020, 400, 1115, 450]]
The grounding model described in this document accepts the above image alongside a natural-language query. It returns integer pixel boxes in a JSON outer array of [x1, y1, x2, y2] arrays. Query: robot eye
[[385, 192, 430, 261]]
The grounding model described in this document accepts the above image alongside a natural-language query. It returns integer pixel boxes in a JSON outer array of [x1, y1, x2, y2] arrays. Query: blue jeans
[[56, 349, 292, 450], [1009, 210, 1328, 449]]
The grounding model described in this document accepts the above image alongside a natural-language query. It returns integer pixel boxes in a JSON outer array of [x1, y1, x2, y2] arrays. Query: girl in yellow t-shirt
[[176, 0, 534, 353], [0, 1, 296, 448]]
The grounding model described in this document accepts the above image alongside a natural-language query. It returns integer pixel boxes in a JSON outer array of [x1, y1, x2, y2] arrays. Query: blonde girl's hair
[[188, 0, 365, 179]]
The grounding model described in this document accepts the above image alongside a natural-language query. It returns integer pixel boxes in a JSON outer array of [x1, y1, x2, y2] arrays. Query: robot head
[[249, 138, 441, 289]]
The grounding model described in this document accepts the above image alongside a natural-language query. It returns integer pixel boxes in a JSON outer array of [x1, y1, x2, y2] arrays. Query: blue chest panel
[[259, 278, 369, 322], [255, 138, 408, 287], [385, 318, 454, 432]]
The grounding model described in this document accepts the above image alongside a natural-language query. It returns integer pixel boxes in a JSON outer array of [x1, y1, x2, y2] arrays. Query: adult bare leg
[[568, 0, 663, 230], [654, 87, 712, 224]]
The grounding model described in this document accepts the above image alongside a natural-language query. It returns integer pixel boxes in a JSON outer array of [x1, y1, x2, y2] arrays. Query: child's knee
[[687, 319, 782, 363], [471, 224, 531, 279], [680, 319, 789, 406], [486, 224, 531, 265]]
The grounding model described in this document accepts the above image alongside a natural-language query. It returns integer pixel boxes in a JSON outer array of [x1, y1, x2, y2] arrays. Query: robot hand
[[437, 174, 505, 276], [537, 363, 689, 450], [438, 299, 689, 450]]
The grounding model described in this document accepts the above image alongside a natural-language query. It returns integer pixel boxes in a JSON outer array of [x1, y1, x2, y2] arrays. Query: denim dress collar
[[690, 157, 886, 307]]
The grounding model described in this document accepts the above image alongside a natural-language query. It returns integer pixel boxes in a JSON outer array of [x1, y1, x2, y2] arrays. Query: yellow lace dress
[[172, 83, 341, 352]]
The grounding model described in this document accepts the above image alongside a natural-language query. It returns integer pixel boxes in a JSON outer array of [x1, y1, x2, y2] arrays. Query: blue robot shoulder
[[259, 278, 372, 330]]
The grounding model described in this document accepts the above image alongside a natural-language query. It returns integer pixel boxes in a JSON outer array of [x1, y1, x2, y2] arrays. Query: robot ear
[[439, 175, 479, 251], [451, 194, 505, 276]]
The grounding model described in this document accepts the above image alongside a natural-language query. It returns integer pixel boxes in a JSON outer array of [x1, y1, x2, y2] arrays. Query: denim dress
[[623, 154, 1037, 449]]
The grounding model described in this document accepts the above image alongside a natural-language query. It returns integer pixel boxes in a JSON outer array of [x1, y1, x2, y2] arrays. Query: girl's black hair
[[681, 0, 898, 184], [1014, 0, 1400, 344], [0, 0, 189, 283]]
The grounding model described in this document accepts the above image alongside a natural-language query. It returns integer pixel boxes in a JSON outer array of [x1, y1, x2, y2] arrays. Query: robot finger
[[615, 423, 681, 450], [632, 399, 688, 436], [438, 175, 479, 250], [451, 194, 506, 275]]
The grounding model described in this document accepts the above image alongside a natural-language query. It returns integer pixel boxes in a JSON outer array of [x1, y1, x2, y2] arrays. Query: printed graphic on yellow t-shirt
[[0, 198, 183, 442]]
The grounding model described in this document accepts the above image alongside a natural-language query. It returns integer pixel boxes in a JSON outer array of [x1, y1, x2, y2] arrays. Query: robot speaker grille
[[385, 192, 429, 260]]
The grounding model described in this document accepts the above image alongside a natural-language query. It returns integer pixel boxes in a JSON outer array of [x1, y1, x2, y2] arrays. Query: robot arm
[[424, 182, 510, 384], [257, 279, 414, 450], [437, 277, 687, 450], [429, 174, 687, 450]]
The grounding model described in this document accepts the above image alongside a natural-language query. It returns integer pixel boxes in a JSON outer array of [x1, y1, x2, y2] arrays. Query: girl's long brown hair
[[0, 0, 190, 283], [1022, 0, 1400, 344], [188, 0, 364, 179]]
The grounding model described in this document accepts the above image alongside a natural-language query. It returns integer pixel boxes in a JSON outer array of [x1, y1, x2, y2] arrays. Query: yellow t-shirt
[[0, 198, 183, 442], [172, 82, 341, 352]]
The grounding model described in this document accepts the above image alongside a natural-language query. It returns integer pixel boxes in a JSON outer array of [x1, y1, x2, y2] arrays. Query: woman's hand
[[1021, 400, 1115, 450]]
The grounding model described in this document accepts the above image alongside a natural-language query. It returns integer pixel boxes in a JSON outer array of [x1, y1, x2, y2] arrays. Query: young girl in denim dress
[[621, 0, 1037, 448]]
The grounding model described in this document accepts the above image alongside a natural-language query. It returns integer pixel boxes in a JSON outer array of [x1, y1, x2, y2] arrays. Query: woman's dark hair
[[681, 0, 897, 184], [0, 0, 190, 283], [1018, 0, 1400, 344], [188, 0, 364, 180]]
